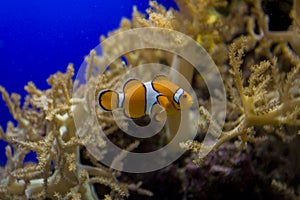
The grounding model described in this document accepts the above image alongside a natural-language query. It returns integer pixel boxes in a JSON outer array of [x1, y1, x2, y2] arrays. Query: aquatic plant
[[0, 0, 299, 199]]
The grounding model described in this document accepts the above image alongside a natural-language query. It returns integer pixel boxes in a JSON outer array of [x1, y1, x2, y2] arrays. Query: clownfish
[[97, 75, 193, 121]]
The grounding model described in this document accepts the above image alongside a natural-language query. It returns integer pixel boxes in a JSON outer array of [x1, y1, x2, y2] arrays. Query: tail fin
[[98, 90, 119, 111]]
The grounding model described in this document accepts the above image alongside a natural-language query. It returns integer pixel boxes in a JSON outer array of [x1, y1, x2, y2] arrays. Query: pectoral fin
[[155, 110, 167, 122], [156, 95, 170, 109], [151, 103, 167, 122]]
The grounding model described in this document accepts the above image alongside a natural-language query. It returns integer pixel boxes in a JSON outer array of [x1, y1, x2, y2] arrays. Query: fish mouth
[[187, 99, 193, 108]]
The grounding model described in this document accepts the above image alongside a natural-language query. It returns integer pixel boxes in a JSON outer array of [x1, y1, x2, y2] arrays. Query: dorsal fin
[[152, 75, 179, 99], [123, 78, 143, 93], [98, 89, 119, 111]]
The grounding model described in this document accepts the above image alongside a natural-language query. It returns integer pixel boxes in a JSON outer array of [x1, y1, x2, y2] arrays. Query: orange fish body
[[98, 75, 193, 120]]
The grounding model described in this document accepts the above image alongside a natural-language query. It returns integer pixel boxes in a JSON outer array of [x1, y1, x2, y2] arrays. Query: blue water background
[[0, 0, 178, 165]]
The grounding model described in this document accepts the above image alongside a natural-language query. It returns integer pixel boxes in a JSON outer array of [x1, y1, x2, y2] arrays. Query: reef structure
[[0, 0, 299, 199]]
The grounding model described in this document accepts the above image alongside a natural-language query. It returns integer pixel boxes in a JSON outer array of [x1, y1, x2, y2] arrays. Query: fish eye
[[182, 94, 187, 99]]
